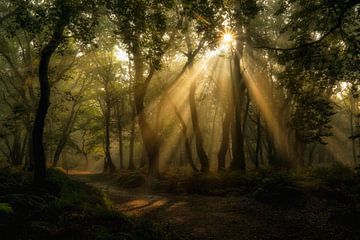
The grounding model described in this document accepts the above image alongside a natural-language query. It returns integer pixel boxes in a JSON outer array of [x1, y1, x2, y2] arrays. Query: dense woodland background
[[0, 0, 360, 239]]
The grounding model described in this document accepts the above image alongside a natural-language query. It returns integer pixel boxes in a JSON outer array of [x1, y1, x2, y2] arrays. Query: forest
[[0, 0, 359, 239]]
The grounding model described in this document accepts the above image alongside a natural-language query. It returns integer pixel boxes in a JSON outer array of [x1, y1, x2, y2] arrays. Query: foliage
[[115, 171, 146, 189], [310, 162, 359, 188], [273, 0, 360, 144], [0, 168, 184, 240], [150, 165, 360, 210], [0, 203, 13, 215], [291, 93, 334, 143], [152, 168, 303, 203]]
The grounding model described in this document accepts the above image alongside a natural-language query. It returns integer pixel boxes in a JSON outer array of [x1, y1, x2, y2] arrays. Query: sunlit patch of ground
[[73, 174, 355, 240], [119, 198, 170, 216], [67, 169, 101, 175]]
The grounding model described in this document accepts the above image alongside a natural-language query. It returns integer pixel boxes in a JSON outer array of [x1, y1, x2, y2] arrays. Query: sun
[[218, 31, 235, 51], [223, 33, 233, 44]]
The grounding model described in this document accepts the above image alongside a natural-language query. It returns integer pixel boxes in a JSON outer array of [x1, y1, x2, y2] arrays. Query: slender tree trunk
[[189, 81, 209, 173], [33, 24, 65, 184], [230, 49, 246, 171], [133, 47, 159, 177], [129, 115, 136, 170], [115, 100, 124, 169], [139, 147, 147, 168], [217, 109, 232, 171], [173, 105, 199, 172], [11, 127, 23, 166], [128, 55, 136, 170], [83, 153, 89, 169], [25, 127, 34, 171], [266, 130, 277, 166], [208, 105, 218, 157], [103, 86, 115, 173], [52, 102, 78, 167], [255, 113, 261, 169], [350, 97, 357, 166], [80, 130, 89, 169], [53, 137, 67, 168]]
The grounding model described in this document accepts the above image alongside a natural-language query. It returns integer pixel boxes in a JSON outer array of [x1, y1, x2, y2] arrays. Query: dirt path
[[72, 174, 335, 240]]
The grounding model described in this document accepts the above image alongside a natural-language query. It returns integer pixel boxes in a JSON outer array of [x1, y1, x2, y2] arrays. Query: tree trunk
[[217, 109, 232, 171], [229, 49, 246, 171], [33, 24, 65, 184], [254, 113, 261, 169], [129, 115, 136, 170], [189, 81, 209, 173], [103, 86, 115, 173], [350, 98, 357, 166], [133, 48, 159, 177], [115, 100, 124, 169], [173, 105, 199, 172], [128, 55, 136, 170], [25, 127, 34, 171], [11, 127, 23, 166], [52, 102, 78, 167]]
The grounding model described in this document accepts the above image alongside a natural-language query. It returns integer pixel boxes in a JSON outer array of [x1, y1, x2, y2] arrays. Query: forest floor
[[72, 171, 359, 240]]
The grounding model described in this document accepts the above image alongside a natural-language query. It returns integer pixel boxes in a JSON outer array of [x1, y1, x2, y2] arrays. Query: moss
[[0, 203, 13, 214], [47, 168, 108, 208], [0, 168, 183, 240]]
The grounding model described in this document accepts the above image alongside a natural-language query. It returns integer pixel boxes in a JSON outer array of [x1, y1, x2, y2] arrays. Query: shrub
[[0, 168, 183, 240], [115, 171, 146, 189], [311, 163, 358, 188], [252, 171, 304, 207], [0, 203, 13, 215]]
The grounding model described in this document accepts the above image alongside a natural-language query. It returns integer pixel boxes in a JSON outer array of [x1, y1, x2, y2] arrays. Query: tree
[[106, 0, 178, 177], [9, 0, 99, 184]]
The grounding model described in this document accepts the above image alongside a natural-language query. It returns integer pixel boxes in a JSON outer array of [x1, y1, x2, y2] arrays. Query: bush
[[311, 163, 358, 188], [251, 171, 304, 207], [115, 171, 146, 189], [0, 168, 183, 240], [47, 168, 110, 209], [0, 203, 13, 215]]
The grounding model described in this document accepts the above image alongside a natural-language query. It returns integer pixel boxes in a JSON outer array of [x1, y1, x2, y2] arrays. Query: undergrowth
[[0, 168, 185, 240]]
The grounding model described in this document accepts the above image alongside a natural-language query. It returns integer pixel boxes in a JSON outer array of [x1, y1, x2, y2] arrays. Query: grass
[[0, 168, 185, 240]]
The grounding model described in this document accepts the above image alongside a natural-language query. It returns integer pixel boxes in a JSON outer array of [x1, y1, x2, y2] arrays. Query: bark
[[208, 105, 218, 159], [173, 105, 199, 172], [128, 56, 136, 170], [350, 97, 357, 166], [230, 50, 246, 171], [265, 130, 277, 166], [103, 83, 115, 173], [80, 130, 89, 169], [25, 128, 34, 171], [217, 109, 232, 171], [133, 46, 159, 177], [33, 23, 65, 185], [189, 81, 209, 173], [139, 148, 147, 169], [52, 102, 78, 167], [9, 127, 24, 166], [254, 113, 261, 169], [129, 114, 136, 170], [115, 100, 124, 169]]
